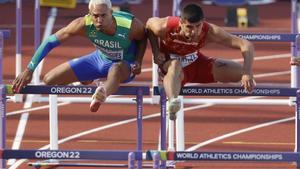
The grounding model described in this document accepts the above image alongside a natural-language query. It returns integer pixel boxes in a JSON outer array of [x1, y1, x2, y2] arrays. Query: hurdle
[[161, 34, 300, 154], [154, 86, 300, 168], [165, 32, 300, 154], [157, 0, 300, 152], [152, 0, 300, 167], [1, 85, 151, 169]]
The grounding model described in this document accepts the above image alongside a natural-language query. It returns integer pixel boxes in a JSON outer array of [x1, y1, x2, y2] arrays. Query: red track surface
[[0, 0, 296, 168]]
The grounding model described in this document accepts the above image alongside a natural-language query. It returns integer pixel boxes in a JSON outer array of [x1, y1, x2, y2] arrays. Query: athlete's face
[[89, 4, 113, 31], [179, 19, 203, 41]]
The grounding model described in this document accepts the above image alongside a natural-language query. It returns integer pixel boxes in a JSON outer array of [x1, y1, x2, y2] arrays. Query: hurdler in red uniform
[[146, 3, 256, 120], [160, 16, 215, 85]]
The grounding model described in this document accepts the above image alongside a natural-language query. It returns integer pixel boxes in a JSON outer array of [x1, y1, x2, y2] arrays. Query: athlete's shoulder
[[113, 11, 134, 19], [146, 17, 169, 37], [166, 16, 180, 27], [129, 17, 146, 40], [65, 17, 85, 32]]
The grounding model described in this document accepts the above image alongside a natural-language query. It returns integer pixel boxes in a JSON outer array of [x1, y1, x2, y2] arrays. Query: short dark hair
[[181, 4, 204, 23]]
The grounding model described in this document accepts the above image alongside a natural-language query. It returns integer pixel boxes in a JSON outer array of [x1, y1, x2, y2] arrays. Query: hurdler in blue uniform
[[13, 0, 147, 112]]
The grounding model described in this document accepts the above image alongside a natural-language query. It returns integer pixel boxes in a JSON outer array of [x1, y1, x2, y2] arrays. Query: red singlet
[[160, 16, 216, 85]]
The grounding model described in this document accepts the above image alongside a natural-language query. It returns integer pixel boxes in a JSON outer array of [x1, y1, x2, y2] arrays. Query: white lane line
[[233, 53, 291, 62], [186, 117, 294, 151], [223, 141, 294, 146], [255, 71, 290, 78], [6, 102, 70, 116], [7, 95, 33, 166]]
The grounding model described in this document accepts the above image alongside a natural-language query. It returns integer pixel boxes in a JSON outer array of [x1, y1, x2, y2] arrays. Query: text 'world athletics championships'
[[181, 88, 280, 95], [237, 34, 281, 41], [176, 152, 283, 161]]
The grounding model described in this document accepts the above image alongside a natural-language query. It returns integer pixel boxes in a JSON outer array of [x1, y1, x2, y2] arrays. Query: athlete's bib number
[[96, 46, 124, 60], [105, 50, 123, 60], [170, 52, 198, 67]]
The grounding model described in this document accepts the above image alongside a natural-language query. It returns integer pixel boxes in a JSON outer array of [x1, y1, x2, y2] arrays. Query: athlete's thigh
[[69, 51, 111, 81], [109, 60, 134, 83], [213, 58, 243, 82], [183, 55, 215, 84], [44, 62, 78, 85]]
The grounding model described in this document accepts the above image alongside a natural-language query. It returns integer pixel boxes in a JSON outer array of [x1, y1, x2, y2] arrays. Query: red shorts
[[182, 53, 216, 85], [159, 53, 216, 86]]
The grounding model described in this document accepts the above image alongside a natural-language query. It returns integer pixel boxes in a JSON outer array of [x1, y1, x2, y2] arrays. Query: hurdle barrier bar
[[160, 0, 300, 156], [2, 85, 150, 169], [154, 86, 300, 168], [156, 0, 300, 167], [149, 150, 300, 163], [0, 149, 147, 168], [0, 149, 165, 169], [165, 32, 300, 156], [233, 33, 300, 42]]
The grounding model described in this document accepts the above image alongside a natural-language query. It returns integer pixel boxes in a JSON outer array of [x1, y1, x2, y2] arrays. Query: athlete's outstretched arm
[[206, 23, 256, 92], [12, 17, 86, 93], [129, 17, 147, 75], [146, 17, 168, 65]]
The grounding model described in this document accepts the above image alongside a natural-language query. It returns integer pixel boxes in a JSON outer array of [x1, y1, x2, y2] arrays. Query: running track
[[0, 0, 296, 168]]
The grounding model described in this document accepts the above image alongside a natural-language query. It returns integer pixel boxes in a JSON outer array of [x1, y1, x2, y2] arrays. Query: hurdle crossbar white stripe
[[28, 161, 160, 168], [33, 96, 154, 104]]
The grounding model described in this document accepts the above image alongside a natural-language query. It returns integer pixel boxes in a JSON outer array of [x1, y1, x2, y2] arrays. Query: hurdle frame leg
[[176, 96, 184, 151], [160, 88, 167, 169], [153, 152, 160, 169], [296, 90, 300, 168], [136, 87, 143, 169], [0, 85, 6, 169], [0, 31, 6, 169], [128, 152, 135, 169]]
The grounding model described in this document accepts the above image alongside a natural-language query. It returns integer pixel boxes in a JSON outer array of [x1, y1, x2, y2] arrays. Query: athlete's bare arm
[[206, 23, 256, 92], [146, 17, 168, 65], [55, 17, 86, 42], [206, 23, 254, 75], [12, 17, 86, 93], [128, 17, 147, 75]]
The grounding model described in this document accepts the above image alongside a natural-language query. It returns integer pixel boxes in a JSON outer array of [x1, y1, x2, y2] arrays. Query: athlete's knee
[[213, 62, 243, 82], [169, 60, 181, 69], [167, 60, 182, 78], [109, 62, 130, 76], [43, 73, 55, 85], [167, 60, 181, 73], [110, 62, 124, 73]]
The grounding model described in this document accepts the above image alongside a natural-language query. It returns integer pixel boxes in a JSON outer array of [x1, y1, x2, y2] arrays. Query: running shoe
[[90, 85, 107, 112], [167, 97, 181, 120]]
